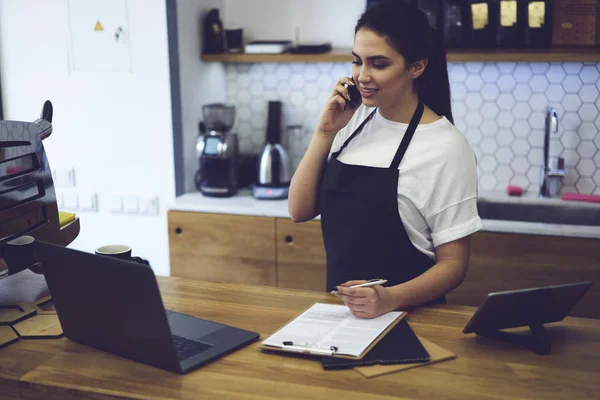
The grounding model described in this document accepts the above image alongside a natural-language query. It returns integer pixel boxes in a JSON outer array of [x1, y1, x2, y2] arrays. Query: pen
[[330, 279, 388, 295], [282, 341, 338, 355]]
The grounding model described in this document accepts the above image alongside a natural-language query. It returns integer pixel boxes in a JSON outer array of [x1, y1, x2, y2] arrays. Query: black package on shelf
[[443, 0, 468, 48], [366, 0, 414, 9], [496, 0, 523, 47], [202, 9, 225, 54], [521, 0, 554, 48], [465, 0, 497, 48], [415, 0, 443, 29]]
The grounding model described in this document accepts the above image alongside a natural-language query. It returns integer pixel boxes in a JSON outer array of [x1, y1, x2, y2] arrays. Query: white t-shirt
[[330, 105, 483, 260]]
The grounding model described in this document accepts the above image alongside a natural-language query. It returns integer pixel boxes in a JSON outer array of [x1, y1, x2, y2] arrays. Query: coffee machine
[[194, 103, 239, 197]]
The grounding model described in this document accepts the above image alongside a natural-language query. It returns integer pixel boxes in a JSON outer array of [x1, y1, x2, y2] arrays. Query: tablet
[[463, 281, 593, 334]]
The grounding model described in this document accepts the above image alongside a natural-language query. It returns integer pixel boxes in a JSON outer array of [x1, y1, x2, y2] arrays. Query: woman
[[288, 1, 482, 319]]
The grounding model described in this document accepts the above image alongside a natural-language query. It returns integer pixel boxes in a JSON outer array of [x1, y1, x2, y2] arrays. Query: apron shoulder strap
[[331, 108, 377, 158], [389, 102, 424, 170]]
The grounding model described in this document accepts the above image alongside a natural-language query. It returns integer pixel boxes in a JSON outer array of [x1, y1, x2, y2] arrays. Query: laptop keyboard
[[172, 335, 213, 361]]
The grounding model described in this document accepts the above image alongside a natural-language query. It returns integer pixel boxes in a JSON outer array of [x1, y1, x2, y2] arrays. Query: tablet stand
[[476, 324, 551, 355]]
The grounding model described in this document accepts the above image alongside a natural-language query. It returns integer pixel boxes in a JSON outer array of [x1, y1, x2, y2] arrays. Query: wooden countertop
[[169, 191, 600, 239], [1, 276, 599, 399]]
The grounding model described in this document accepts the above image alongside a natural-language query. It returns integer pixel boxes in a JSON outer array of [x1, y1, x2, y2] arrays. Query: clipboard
[[320, 319, 430, 369], [260, 303, 406, 359], [354, 335, 457, 378]]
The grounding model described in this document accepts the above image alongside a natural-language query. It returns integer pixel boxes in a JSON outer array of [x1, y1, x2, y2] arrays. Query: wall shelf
[[201, 47, 600, 63]]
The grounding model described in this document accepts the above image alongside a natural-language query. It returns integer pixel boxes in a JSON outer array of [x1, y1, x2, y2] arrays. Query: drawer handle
[[284, 235, 293, 244], [175, 227, 183, 235]]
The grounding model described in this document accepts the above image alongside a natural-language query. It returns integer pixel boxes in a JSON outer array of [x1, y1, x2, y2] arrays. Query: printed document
[[262, 303, 403, 357]]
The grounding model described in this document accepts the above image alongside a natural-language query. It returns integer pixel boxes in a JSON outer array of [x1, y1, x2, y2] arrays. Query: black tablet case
[[320, 319, 430, 370]]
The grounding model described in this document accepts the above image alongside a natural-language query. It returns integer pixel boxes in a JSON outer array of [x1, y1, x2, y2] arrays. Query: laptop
[[36, 241, 260, 374], [463, 281, 593, 334]]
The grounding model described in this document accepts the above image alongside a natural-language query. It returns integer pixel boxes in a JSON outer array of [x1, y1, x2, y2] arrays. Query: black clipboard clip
[[282, 341, 339, 356]]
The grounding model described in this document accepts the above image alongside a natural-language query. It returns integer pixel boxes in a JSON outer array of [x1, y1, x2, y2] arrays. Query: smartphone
[[345, 80, 361, 109]]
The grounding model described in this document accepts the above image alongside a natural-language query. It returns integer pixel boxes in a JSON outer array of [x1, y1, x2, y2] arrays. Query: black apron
[[319, 102, 445, 305]]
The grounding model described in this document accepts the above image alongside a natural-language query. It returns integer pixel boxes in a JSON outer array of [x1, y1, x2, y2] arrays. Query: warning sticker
[[94, 21, 104, 31]]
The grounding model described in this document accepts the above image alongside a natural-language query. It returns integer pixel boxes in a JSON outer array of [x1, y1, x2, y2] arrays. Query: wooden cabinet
[[447, 231, 600, 319], [168, 211, 276, 286], [276, 219, 326, 291], [168, 211, 600, 318], [168, 211, 327, 290]]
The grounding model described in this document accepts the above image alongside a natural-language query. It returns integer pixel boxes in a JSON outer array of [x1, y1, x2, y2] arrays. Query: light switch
[[139, 196, 159, 215], [78, 192, 98, 211], [107, 195, 123, 213], [62, 191, 79, 210], [56, 193, 65, 209], [53, 168, 76, 188], [68, 169, 76, 187], [122, 196, 138, 213]]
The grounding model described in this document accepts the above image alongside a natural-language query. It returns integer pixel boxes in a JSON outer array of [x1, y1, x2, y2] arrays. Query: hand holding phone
[[344, 80, 361, 109], [316, 77, 361, 135]]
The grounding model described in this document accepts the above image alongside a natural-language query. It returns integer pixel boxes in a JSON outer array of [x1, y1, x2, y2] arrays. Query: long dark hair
[[355, 1, 453, 124]]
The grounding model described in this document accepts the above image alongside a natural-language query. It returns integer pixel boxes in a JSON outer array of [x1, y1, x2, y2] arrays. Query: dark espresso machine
[[194, 103, 239, 197]]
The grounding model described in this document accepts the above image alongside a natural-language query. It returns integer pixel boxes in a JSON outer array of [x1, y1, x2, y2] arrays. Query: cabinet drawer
[[276, 219, 327, 291], [168, 211, 276, 286]]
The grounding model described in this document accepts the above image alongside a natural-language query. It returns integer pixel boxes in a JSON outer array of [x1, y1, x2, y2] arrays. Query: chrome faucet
[[539, 106, 565, 198]]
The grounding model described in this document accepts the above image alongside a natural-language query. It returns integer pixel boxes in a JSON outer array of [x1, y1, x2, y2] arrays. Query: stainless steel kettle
[[252, 101, 291, 199], [258, 142, 291, 185]]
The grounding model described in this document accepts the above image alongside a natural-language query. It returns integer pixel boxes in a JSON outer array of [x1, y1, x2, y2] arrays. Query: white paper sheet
[[262, 303, 402, 357]]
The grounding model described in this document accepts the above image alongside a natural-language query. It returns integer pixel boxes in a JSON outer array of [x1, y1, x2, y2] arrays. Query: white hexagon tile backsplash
[[225, 62, 600, 195]]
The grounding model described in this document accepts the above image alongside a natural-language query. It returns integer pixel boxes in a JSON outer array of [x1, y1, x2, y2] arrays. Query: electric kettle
[[252, 101, 291, 200]]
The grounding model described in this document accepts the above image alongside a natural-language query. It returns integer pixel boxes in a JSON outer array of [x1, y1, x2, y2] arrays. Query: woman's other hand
[[316, 77, 362, 136], [335, 280, 396, 319]]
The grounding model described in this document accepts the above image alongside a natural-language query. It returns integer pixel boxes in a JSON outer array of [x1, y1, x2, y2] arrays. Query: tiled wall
[[225, 62, 600, 195]]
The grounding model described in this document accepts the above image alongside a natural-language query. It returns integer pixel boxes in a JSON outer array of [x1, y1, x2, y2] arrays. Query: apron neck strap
[[332, 108, 377, 158], [389, 101, 424, 170]]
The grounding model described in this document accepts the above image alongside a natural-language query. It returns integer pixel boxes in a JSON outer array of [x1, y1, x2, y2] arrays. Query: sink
[[477, 200, 600, 226]]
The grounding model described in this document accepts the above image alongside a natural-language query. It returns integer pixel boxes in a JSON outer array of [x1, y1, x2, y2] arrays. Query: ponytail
[[416, 29, 453, 124]]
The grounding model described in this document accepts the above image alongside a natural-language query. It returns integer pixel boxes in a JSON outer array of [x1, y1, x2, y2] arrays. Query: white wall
[[0, 0, 176, 276], [224, 0, 366, 47], [177, 0, 227, 193], [175, 0, 366, 191]]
